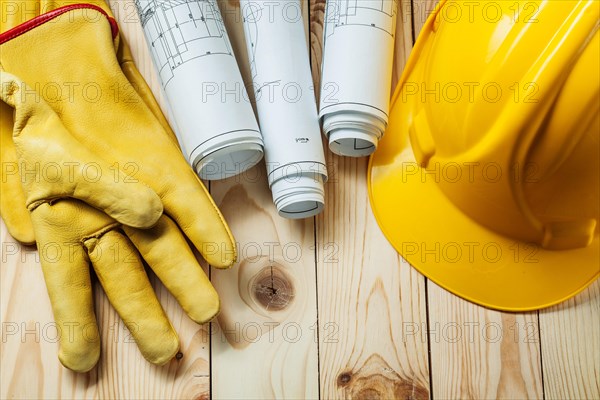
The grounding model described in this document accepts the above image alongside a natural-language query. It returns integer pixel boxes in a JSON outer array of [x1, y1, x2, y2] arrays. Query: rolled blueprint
[[319, 0, 397, 157], [135, 0, 264, 179], [240, 0, 328, 218]]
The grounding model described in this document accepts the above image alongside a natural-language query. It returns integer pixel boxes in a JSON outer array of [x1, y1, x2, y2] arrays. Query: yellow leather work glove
[[0, 72, 170, 371], [0, 1, 177, 243], [0, 72, 163, 229], [0, 1, 236, 372]]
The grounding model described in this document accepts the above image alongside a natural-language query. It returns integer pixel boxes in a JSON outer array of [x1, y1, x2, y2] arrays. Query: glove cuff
[[0, 3, 118, 44]]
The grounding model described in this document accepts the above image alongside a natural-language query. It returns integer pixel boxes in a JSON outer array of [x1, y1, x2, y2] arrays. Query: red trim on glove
[[0, 3, 118, 44]]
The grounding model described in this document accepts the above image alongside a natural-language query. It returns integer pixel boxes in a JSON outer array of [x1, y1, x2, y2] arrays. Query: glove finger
[[114, 40, 236, 268], [163, 180, 237, 269], [33, 204, 100, 372], [1, 72, 163, 229], [124, 215, 220, 324], [85, 230, 179, 365], [0, 100, 34, 244]]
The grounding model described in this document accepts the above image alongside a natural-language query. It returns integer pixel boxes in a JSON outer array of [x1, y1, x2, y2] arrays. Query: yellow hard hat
[[368, 0, 600, 311]]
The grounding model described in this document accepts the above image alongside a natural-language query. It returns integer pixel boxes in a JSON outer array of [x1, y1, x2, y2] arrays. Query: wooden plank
[[1, 0, 599, 398], [208, 183, 320, 399], [1, 1, 213, 398], [97, 2, 214, 398], [392, 0, 416, 84], [208, 1, 320, 399], [1, 218, 213, 399], [311, 1, 431, 398], [539, 280, 600, 400], [428, 283, 544, 399], [1, 220, 65, 400], [410, 1, 541, 399]]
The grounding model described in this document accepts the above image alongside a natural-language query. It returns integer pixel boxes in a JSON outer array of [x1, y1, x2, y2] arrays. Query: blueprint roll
[[240, 0, 328, 218], [136, 0, 264, 180], [319, 0, 397, 157]]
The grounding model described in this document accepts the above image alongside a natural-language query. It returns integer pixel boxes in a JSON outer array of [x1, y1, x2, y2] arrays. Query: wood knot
[[337, 355, 429, 400], [175, 352, 183, 360], [338, 372, 352, 386], [251, 264, 294, 311]]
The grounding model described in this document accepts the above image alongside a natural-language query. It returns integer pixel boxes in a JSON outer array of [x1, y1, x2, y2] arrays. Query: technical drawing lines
[[242, 2, 262, 80], [136, 0, 234, 86], [324, 0, 397, 38]]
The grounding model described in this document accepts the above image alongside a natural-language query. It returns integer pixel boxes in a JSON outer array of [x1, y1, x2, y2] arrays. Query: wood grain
[[209, 178, 320, 399], [427, 283, 543, 399], [1, 0, 599, 399], [392, 0, 415, 86], [409, 1, 543, 398], [539, 280, 600, 400], [1, 217, 212, 400], [1, 1, 212, 398], [208, 1, 320, 399], [311, 1, 431, 398], [409, 2, 595, 400]]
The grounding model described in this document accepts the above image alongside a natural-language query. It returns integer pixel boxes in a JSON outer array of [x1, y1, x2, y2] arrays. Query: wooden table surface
[[1, 0, 599, 399]]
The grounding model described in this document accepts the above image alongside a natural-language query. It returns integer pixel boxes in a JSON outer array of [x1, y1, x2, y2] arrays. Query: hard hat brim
[[368, 115, 600, 311]]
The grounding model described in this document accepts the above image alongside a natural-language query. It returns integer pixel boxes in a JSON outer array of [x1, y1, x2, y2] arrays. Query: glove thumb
[[1, 71, 163, 229], [0, 99, 35, 244]]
